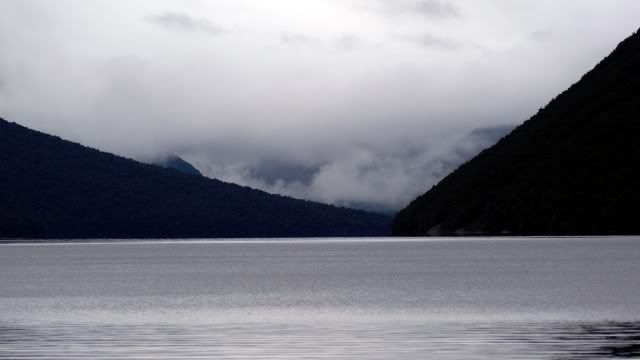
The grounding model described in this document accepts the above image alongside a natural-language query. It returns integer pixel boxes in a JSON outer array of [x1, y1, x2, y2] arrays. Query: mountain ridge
[[393, 29, 640, 236], [0, 118, 390, 239], [153, 155, 203, 176]]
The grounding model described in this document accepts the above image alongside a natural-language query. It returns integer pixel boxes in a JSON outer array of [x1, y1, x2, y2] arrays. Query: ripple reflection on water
[[1, 321, 639, 359]]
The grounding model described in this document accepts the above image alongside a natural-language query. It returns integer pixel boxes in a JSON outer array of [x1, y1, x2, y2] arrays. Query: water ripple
[[1, 321, 639, 359]]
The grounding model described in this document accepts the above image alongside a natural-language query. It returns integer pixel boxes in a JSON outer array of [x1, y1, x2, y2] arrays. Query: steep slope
[[393, 29, 640, 236], [0, 119, 390, 239]]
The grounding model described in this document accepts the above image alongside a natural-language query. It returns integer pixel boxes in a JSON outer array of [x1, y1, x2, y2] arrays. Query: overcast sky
[[1, 1, 639, 211]]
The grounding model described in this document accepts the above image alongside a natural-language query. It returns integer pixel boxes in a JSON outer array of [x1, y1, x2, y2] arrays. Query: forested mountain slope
[[393, 29, 640, 236], [0, 118, 390, 239]]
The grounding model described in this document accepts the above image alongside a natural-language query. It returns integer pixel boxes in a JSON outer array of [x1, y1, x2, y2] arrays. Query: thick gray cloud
[[1, 0, 639, 211]]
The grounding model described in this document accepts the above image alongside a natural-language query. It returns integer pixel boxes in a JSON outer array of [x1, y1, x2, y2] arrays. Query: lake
[[1, 237, 639, 359]]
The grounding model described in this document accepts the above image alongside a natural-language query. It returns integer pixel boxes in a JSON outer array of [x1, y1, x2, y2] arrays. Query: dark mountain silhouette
[[393, 29, 640, 236], [419, 125, 515, 181], [0, 118, 390, 239], [154, 155, 202, 176]]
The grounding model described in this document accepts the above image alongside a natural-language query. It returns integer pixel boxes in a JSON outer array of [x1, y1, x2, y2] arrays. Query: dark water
[[1, 238, 639, 359]]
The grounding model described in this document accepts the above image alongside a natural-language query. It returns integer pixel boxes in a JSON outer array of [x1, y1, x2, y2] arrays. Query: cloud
[[250, 160, 320, 186], [280, 32, 364, 51], [529, 29, 553, 42], [377, 0, 461, 19], [413, 0, 461, 18], [145, 12, 224, 36], [334, 34, 362, 51], [183, 126, 513, 211], [395, 33, 460, 50], [281, 33, 321, 47]]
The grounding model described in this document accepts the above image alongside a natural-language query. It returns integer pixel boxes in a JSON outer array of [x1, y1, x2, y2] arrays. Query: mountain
[[419, 125, 515, 181], [154, 155, 202, 176], [393, 29, 640, 236], [0, 118, 390, 239]]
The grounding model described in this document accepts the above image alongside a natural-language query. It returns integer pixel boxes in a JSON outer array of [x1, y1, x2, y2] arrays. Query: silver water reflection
[[1, 238, 640, 359], [1, 322, 639, 359]]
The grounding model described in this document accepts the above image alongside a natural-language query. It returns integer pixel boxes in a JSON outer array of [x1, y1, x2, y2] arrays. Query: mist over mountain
[[393, 29, 640, 236], [417, 125, 515, 183], [202, 124, 514, 214], [0, 118, 390, 239]]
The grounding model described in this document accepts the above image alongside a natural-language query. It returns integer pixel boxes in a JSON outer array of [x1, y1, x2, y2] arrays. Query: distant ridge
[[393, 29, 640, 236], [154, 155, 202, 176], [0, 119, 390, 239]]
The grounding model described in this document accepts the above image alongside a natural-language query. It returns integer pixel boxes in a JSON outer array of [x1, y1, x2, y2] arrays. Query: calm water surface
[[1, 237, 639, 359]]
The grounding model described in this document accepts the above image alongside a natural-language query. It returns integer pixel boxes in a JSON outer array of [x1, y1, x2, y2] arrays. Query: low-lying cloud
[[185, 125, 513, 212]]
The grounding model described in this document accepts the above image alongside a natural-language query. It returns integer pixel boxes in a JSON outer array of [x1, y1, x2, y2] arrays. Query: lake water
[[1, 237, 639, 359]]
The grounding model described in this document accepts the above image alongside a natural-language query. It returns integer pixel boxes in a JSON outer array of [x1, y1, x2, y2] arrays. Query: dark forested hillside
[[393, 29, 640, 236], [0, 119, 390, 239]]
